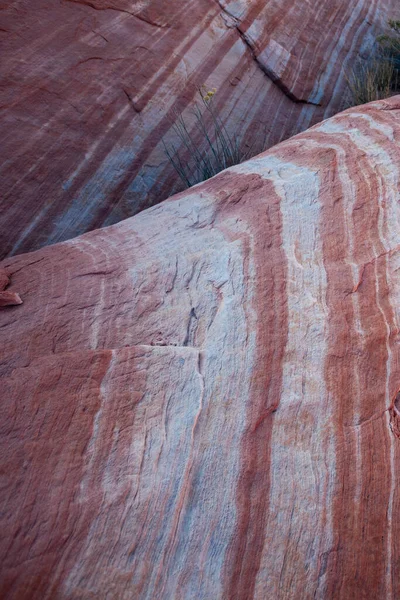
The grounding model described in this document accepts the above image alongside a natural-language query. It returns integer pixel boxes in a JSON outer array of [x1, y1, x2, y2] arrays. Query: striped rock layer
[[0, 0, 396, 258], [2, 97, 400, 599]]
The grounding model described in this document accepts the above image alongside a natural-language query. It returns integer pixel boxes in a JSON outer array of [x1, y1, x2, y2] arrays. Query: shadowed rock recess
[[2, 97, 400, 598], [0, 0, 397, 257]]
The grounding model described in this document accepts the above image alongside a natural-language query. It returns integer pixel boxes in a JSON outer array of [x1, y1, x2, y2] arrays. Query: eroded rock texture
[[0, 0, 396, 257], [2, 98, 400, 598], [0, 269, 22, 307]]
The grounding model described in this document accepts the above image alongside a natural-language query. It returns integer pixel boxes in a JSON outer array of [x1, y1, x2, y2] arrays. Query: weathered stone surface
[[0, 268, 22, 306], [0, 0, 396, 257], [2, 97, 400, 598]]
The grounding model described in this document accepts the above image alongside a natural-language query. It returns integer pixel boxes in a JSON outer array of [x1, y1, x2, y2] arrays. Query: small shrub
[[378, 19, 400, 65], [347, 58, 396, 105], [347, 19, 400, 106], [163, 89, 257, 188]]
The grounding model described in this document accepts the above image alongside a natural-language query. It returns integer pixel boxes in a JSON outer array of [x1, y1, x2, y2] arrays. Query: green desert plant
[[347, 19, 400, 106], [163, 89, 256, 188]]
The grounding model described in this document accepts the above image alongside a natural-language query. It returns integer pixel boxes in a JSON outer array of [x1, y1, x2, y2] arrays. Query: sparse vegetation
[[347, 19, 400, 106], [347, 58, 397, 105], [378, 19, 400, 65], [163, 88, 264, 188]]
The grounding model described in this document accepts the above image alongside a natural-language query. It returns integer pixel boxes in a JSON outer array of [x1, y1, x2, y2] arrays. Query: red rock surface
[[2, 97, 400, 598], [0, 268, 22, 306], [0, 0, 396, 258]]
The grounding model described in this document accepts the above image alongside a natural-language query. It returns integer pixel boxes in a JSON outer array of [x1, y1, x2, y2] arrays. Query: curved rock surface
[[0, 0, 396, 257], [2, 97, 400, 598]]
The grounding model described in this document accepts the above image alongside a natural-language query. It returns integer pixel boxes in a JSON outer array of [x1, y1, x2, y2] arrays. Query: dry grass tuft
[[347, 59, 397, 105], [347, 19, 400, 106], [163, 89, 264, 188]]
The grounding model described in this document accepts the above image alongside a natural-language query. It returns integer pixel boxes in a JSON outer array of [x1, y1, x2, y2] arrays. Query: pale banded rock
[[0, 0, 396, 257], [1, 97, 400, 598]]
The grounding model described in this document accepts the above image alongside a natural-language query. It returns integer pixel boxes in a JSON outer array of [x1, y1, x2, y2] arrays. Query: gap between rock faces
[[0, 0, 380, 259], [215, 0, 321, 105]]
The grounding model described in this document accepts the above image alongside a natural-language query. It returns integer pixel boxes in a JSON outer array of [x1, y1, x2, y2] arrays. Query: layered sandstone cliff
[[0, 0, 396, 257], [2, 97, 400, 598]]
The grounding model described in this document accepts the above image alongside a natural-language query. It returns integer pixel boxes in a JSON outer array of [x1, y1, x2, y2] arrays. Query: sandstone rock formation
[[0, 0, 396, 258], [2, 97, 400, 598], [0, 268, 22, 307]]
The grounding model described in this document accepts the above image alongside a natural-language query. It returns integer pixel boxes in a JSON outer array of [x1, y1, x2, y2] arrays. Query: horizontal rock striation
[[0, 0, 396, 257], [2, 97, 400, 598]]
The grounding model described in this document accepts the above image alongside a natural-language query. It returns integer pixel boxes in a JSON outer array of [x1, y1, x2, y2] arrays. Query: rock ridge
[[2, 97, 400, 598]]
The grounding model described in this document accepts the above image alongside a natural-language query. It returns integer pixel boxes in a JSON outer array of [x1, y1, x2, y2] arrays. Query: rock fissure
[[389, 390, 400, 439], [122, 88, 141, 113], [345, 408, 390, 429], [183, 307, 198, 347], [346, 244, 400, 295], [215, 0, 321, 106]]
